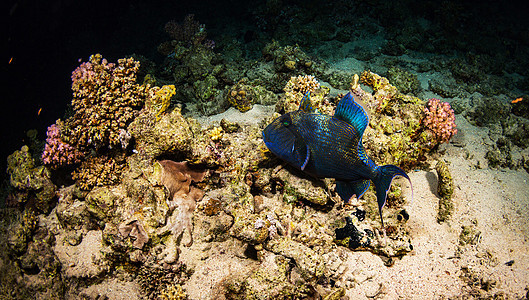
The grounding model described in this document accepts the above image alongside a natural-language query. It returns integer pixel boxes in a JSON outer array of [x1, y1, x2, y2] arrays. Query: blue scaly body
[[263, 92, 412, 225]]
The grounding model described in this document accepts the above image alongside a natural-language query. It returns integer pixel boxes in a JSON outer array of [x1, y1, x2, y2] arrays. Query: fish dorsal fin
[[299, 92, 318, 113], [334, 92, 369, 136]]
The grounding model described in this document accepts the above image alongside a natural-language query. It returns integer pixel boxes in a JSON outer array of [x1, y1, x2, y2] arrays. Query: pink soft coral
[[42, 122, 83, 168], [423, 98, 457, 143]]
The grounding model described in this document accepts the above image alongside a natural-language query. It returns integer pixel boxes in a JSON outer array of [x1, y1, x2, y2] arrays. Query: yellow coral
[[284, 60, 296, 70], [209, 126, 223, 141], [350, 74, 360, 90], [147, 85, 176, 120], [159, 284, 187, 300]]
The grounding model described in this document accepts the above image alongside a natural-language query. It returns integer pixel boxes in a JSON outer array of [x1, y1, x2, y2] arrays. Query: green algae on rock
[[436, 160, 454, 223], [7, 145, 57, 212]]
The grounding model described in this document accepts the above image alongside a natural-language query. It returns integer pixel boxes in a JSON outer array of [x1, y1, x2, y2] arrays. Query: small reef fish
[[512, 97, 523, 104], [263, 92, 412, 226]]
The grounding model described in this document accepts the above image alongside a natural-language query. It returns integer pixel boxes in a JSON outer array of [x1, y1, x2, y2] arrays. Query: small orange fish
[[37, 108, 42, 116], [512, 97, 523, 104], [8, 57, 13, 64]]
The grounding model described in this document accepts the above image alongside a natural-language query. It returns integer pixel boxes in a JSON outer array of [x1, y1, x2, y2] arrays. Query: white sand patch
[[196, 104, 275, 127]]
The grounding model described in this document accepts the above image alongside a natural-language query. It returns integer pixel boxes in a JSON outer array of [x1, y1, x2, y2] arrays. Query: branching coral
[[279, 75, 330, 113], [65, 53, 148, 150], [284, 75, 320, 95], [72, 155, 124, 190], [42, 121, 83, 168], [423, 98, 458, 143]]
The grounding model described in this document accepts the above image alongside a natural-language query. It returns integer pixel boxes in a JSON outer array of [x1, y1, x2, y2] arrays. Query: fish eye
[[280, 115, 292, 127]]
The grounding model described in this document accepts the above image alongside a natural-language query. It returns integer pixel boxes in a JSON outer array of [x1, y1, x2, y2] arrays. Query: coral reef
[[387, 66, 421, 95], [2, 63, 459, 298], [263, 41, 321, 74], [163, 14, 210, 48], [261, 41, 326, 93], [354, 71, 422, 167], [5, 1, 529, 297], [157, 15, 230, 116]]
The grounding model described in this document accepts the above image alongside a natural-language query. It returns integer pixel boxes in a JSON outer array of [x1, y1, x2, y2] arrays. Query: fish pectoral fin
[[292, 137, 310, 170], [336, 179, 371, 203], [300, 144, 310, 171]]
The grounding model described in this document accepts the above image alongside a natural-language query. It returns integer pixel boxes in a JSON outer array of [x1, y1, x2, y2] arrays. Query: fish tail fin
[[373, 165, 412, 227]]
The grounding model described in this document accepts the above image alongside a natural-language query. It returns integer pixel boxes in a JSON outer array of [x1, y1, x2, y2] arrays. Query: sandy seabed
[[360, 115, 529, 299]]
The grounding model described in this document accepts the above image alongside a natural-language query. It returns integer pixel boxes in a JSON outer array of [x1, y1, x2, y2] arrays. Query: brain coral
[[65, 53, 149, 150]]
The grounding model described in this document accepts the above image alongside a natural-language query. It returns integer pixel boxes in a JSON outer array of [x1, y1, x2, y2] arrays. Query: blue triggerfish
[[263, 92, 412, 226]]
